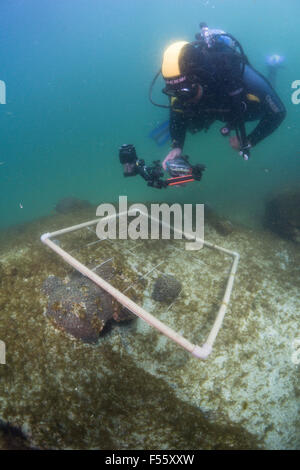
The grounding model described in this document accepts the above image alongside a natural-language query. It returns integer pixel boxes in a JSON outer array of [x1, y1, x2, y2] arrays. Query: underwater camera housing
[[119, 144, 206, 189], [119, 144, 139, 177]]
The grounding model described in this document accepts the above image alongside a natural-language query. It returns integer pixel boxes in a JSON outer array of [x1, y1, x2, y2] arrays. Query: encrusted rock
[[1, 210, 300, 450], [152, 274, 182, 303], [42, 264, 134, 343], [0, 420, 33, 450]]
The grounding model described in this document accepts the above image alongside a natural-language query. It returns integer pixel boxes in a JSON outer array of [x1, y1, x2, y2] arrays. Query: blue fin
[[266, 54, 285, 68], [149, 120, 170, 146]]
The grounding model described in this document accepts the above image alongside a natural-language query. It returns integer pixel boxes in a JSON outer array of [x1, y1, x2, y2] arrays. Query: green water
[[0, 0, 299, 230]]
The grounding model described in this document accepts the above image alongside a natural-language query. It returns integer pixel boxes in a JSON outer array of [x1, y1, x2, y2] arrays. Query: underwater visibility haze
[[0, 0, 300, 229]]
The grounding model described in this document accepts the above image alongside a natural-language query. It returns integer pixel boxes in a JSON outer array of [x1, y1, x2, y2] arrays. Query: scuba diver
[[149, 24, 286, 165]]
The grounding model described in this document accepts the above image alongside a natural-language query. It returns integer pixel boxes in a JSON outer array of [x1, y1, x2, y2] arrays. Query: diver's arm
[[247, 105, 286, 147], [169, 107, 187, 149], [242, 66, 286, 147], [162, 110, 186, 170]]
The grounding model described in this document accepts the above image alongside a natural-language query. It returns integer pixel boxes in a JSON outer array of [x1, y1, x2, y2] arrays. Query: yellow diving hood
[[161, 41, 189, 79]]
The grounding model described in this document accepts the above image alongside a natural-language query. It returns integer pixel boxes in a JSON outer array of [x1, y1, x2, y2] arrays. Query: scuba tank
[[195, 23, 251, 160], [194, 22, 249, 74], [196, 23, 235, 49]]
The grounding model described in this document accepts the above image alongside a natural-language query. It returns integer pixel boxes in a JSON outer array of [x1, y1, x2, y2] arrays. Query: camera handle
[[138, 160, 205, 188], [119, 145, 205, 189]]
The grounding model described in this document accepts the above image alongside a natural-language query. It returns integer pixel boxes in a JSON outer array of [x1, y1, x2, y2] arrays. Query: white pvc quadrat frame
[[41, 210, 240, 360]]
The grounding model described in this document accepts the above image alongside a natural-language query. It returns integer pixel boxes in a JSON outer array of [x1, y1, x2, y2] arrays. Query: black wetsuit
[[169, 48, 286, 150]]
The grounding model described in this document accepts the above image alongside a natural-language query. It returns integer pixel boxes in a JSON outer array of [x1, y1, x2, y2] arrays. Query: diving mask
[[162, 82, 200, 100]]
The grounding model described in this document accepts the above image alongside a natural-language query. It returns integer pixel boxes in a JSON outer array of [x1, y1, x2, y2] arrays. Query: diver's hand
[[230, 136, 251, 160], [229, 135, 240, 151], [162, 148, 182, 171]]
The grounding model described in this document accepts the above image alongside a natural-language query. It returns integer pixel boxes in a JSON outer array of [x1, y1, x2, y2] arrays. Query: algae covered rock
[[264, 190, 300, 243], [1, 209, 300, 450], [0, 420, 33, 450], [42, 274, 114, 343], [152, 274, 182, 303], [55, 197, 91, 214], [42, 268, 134, 343]]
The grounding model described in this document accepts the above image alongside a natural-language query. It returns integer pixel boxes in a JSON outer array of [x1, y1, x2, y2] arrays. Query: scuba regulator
[[119, 144, 206, 189]]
